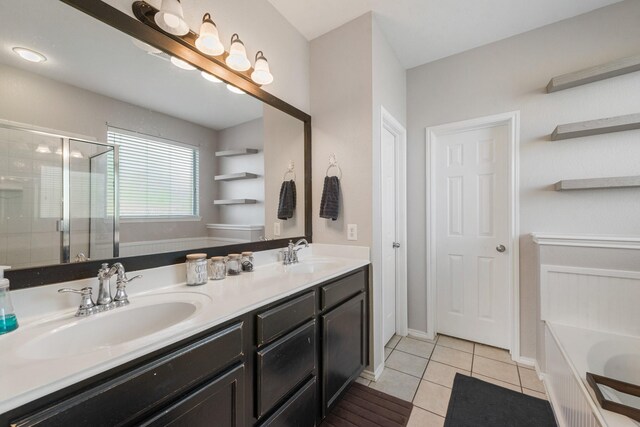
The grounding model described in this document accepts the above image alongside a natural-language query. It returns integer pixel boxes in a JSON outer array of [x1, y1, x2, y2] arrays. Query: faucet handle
[[58, 287, 98, 317], [114, 274, 142, 307]]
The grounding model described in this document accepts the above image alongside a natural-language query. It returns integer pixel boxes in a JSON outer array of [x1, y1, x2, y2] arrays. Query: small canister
[[209, 256, 226, 280], [241, 251, 254, 272], [226, 254, 242, 276], [186, 253, 208, 286]]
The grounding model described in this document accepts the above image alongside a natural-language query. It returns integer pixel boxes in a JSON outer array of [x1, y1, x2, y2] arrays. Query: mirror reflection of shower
[[0, 122, 118, 269]]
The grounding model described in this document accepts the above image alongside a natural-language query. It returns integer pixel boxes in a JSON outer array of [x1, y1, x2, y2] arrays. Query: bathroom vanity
[[0, 248, 369, 426]]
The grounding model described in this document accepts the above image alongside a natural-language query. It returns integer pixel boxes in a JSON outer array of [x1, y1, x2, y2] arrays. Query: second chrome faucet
[[59, 263, 142, 317]]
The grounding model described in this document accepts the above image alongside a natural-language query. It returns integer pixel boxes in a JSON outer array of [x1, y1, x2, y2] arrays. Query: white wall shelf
[[554, 175, 640, 191], [546, 54, 640, 93], [214, 172, 258, 182], [215, 148, 258, 157], [551, 113, 640, 141], [213, 199, 257, 205]]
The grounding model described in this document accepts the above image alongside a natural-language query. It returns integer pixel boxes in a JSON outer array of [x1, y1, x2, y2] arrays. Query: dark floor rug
[[321, 382, 413, 427], [445, 374, 557, 427]]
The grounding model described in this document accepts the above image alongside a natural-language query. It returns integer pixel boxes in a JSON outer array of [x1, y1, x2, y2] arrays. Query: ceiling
[[0, 0, 262, 131], [267, 0, 624, 69]]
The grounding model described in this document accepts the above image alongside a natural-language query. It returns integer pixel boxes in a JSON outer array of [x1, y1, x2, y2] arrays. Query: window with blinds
[[107, 128, 199, 218]]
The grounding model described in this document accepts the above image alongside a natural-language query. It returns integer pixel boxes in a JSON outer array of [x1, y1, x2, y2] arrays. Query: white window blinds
[[107, 128, 199, 218]]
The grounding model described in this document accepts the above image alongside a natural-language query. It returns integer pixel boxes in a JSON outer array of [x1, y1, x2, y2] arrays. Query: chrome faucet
[[59, 262, 141, 317], [282, 239, 309, 265]]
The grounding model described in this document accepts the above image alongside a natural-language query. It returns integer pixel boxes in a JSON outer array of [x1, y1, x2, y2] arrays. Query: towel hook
[[326, 153, 342, 179], [283, 160, 296, 181]]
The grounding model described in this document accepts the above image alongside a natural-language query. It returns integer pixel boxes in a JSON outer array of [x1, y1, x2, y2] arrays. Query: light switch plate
[[273, 222, 281, 236], [347, 224, 358, 241]]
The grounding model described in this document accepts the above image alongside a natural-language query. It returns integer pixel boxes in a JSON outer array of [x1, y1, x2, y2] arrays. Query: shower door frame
[[0, 121, 119, 264]]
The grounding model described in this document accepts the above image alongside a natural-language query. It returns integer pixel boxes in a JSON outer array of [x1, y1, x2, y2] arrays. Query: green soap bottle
[[0, 267, 18, 335]]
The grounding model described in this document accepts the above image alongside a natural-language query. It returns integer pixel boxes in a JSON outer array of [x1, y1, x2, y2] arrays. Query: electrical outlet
[[347, 224, 358, 241], [273, 222, 281, 236]]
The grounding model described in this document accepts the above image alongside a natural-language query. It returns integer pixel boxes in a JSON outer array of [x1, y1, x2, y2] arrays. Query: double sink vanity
[[0, 245, 370, 426]]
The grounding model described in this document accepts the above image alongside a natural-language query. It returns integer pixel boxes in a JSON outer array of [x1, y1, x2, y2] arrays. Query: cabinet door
[[321, 292, 367, 416], [259, 377, 316, 427], [140, 364, 245, 427]]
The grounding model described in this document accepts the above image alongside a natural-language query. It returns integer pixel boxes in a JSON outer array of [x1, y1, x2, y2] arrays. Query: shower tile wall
[[0, 127, 62, 269]]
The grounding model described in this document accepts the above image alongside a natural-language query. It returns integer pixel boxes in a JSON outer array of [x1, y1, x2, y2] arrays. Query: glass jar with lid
[[241, 251, 254, 272], [226, 254, 242, 276], [209, 256, 226, 280], [186, 253, 208, 286]]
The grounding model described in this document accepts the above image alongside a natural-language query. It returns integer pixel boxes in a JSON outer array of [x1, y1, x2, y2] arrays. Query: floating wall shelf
[[214, 172, 258, 182], [555, 175, 640, 191], [551, 113, 640, 141], [215, 149, 258, 157], [213, 199, 257, 205], [546, 54, 640, 93]]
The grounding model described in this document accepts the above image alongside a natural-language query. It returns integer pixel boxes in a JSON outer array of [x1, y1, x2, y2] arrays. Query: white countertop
[[0, 244, 369, 414]]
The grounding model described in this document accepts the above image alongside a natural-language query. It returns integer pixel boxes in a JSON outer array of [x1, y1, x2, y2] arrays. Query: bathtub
[[545, 322, 640, 427]]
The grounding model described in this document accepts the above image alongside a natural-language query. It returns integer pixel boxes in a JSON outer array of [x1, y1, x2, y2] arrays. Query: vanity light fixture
[[170, 56, 196, 70], [70, 150, 84, 159], [201, 71, 221, 83], [225, 34, 251, 72], [226, 84, 245, 95], [251, 51, 273, 85], [154, 0, 189, 36], [132, 38, 162, 54], [195, 13, 224, 56], [35, 144, 51, 154], [12, 47, 46, 63]]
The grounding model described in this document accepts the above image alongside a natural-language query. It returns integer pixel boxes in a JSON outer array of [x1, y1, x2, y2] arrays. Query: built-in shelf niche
[[546, 54, 640, 93], [551, 113, 640, 141], [214, 172, 258, 182], [554, 175, 640, 191], [213, 199, 257, 205], [215, 148, 258, 157]]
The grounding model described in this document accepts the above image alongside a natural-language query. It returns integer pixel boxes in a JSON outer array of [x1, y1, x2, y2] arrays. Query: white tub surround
[[535, 233, 640, 427], [0, 244, 369, 414]]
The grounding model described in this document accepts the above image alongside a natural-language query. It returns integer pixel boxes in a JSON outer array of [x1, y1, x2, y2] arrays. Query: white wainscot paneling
[[540, 265, 640, 337]]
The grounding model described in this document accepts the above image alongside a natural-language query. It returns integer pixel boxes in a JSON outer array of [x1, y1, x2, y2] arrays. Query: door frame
[[369, 106, 407, 378], [425, 111, 520, 360]]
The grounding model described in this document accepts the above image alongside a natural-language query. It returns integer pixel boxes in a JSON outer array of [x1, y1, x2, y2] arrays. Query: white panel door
[[381, 126, 397, 345], [435, 124, 510, 348]]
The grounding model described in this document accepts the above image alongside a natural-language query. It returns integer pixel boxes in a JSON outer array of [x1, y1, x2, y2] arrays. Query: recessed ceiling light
[[226, 84, 245, 95], [201, 71, 221, 83], [12, 47, 46, 63], [170, 56, 196, 70]]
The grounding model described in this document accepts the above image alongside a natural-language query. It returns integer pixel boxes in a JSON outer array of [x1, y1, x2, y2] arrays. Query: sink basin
[[17, 292, 211, 360], [284, 259, 343, 274]]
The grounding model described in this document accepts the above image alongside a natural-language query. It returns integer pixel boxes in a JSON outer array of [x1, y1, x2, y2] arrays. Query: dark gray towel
[[278, 180, 296, 220], [320, 176, 340, 220]]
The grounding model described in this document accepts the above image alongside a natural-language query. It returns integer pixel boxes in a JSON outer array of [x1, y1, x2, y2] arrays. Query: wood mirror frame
[[7, 0, 312, 290]]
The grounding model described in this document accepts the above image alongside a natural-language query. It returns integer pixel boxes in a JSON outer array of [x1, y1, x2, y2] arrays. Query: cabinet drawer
[[259, 377, 316, 427], [11, 323, 244, 427], [256, 321, 316, 418], [256, 291, 315, 347], [320, 269, 366, 311]]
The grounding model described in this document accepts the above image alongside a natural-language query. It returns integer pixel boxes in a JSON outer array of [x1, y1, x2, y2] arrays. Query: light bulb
[[12, 47, 46, 63], [226, 84, 245, 95], [251, 51, 273, 85], [171, 56, 196, 70], [225, 34, 250, 72], [195, 13, 224, 56], [154, 0, 189, 36], [201, 71, 222, 83]]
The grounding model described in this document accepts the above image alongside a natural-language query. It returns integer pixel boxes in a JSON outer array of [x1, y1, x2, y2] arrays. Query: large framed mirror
[[0, 0, 311, 288]]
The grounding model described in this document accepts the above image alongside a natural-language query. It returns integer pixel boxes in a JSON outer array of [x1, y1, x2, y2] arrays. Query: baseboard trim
[[361, 363, 384, 381], [408, 328, 435, 341]]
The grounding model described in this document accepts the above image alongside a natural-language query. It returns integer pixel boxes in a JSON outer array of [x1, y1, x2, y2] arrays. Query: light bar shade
[[154, 0, 189, 36]]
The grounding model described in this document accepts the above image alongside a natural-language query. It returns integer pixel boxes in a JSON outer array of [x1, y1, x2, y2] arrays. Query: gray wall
[[406, 0, 640, 358], [0, 63, 218, 244]]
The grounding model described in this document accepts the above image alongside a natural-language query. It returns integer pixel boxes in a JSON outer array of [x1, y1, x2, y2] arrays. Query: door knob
[[496, 245, 506, 253], [392, 242, 400, 249]]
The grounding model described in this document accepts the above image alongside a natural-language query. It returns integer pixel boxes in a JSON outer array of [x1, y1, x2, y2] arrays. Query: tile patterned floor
[[357, 334, 547, 427]]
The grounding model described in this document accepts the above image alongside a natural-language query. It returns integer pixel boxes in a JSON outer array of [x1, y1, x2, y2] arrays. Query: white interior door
[[435, 124, 510, 349], [381, 126, 398, 346]]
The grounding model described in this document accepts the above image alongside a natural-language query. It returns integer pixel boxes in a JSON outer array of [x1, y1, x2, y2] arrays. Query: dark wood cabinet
[[321, 291, 368, 416], [140, 364, 245, 427], [2, 266, 369, 427]]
